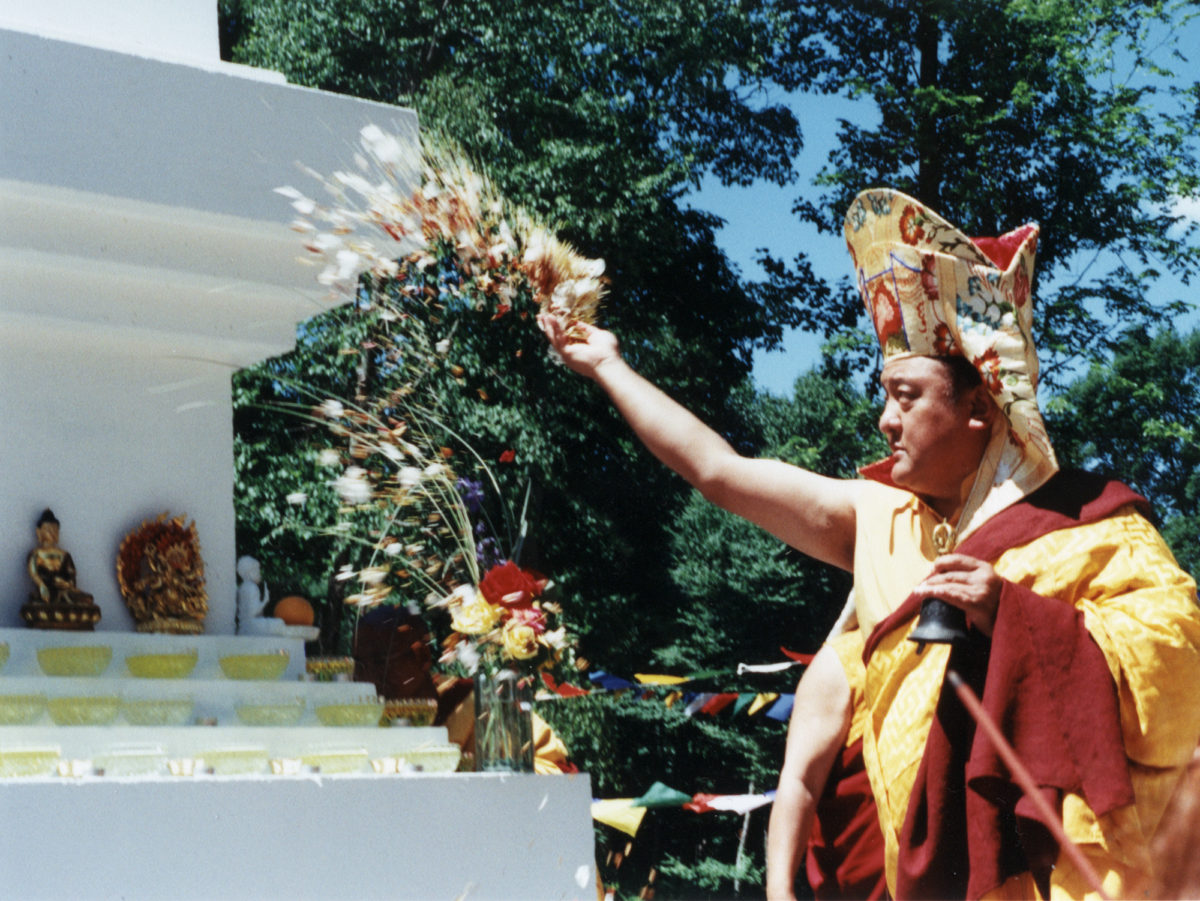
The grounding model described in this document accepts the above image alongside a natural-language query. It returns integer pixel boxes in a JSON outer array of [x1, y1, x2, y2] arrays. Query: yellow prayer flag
[[746, 692, 779, 716], [633, 673, 689, 685], [591, 799, 647, 837]]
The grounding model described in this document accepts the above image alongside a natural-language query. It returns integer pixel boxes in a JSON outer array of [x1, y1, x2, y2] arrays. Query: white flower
[[334, 248, 361, 280], [359, 566, 389, 585], [360, 124, 408, 168], [379, 443, 402, 463], [320, 399, 345, 419], [523, 233, 547, 265], [542, 626, 569, 651], [333, 170, 374, 197], [451, 640, 481, 674], [435, 338, 451, 355], [577, 257, 606, 278], [333, 465, 373, 505], [285, 491, 308, 506], [383, 542, 403, 557], [399, 466, 421, 489], [373, 259, 400, 279], [335, 564, 358, 582], [440, 584, 476, 608], [318, 448, 342, 467], [311, 233, 343, 254], [275, 185, 316, 215]]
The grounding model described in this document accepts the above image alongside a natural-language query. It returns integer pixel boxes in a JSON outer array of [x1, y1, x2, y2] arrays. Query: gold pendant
[[931, 521, 957, 555]]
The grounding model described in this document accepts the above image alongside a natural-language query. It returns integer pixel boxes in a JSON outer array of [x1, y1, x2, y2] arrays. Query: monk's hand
[[911, 554, 1003, 636], [537, 312, 621, 380]]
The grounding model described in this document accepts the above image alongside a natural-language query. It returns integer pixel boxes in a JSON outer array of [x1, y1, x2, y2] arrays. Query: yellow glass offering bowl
[[235, 697, 305, 726], [218, 651, 290, 680], [0, 747, 61, 778], [121, 698, 195, 726], [300, 748, 369, 773], [37, 645, 113, 677], [198, 746, 269, 775], [0, 694, 47, 725], [125, 650, 198, 679], [47, 695, 121, 725], [315, 699, 386, 727]]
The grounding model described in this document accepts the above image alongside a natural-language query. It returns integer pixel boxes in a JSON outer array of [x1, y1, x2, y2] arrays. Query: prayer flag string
[[592, 782, 777, 836]]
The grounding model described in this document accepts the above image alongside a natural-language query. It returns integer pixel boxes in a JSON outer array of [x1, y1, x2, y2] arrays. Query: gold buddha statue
[[23, 509, 101, 629]]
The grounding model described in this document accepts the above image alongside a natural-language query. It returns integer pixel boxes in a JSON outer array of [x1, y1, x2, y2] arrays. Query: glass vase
[[473, 668, 534, 772]]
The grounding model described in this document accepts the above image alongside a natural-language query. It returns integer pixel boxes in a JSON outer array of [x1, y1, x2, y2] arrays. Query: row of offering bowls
[[20, 645, 292, 680], [0, 693, 388, 727], [0, 744, 461, 778]]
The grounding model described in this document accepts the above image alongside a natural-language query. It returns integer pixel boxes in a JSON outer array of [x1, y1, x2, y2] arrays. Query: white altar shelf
[[0, 772, 597, 900]]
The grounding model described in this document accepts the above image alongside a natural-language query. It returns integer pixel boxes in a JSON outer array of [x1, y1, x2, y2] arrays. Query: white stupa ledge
[[0, 16, 418, 632]]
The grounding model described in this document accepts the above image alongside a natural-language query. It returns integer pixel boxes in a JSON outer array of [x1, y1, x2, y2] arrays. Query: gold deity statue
[[22, 509, 101, 630], [117, 513, 208, 634]]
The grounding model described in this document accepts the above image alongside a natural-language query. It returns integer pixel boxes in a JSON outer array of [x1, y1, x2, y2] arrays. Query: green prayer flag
[[632, 781, 693, 809]]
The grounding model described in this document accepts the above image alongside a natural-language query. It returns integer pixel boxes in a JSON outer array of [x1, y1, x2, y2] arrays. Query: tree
[[223, 6, 830, 896], [763, 0, 1200, 385], [222, 1, 819, 664], [222, 3, 1200, 897], [1047, 325, 1200, 577]]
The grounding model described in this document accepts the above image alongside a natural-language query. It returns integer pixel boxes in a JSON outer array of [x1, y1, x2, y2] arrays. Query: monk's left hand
[[911, 554, 1003, 636]]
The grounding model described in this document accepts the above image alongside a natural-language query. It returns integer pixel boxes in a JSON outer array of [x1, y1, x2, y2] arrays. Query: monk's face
[[878, 356, 994, 518]]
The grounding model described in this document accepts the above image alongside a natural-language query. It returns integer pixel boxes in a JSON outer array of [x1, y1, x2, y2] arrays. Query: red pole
[[945, 669, 1111, 900]]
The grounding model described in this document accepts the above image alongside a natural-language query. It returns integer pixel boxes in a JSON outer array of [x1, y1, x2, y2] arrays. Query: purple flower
[[476, 537, 502, 570], [456, 478, 485, 513]]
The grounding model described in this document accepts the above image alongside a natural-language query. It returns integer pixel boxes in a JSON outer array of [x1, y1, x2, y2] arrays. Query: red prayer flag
[[541, 672, 589, 697], [779, 646, 816, 664]]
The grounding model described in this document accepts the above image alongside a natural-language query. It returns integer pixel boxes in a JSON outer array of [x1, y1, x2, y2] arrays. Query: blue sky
[[692, 27, 1200, 397], [692, 90, 861, 395]]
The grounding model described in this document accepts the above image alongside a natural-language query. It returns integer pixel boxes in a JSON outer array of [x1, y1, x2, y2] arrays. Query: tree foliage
[[1048, 325, 1200, 577], [764, 0, 1200, 385], [222, 2, 1200, 898]]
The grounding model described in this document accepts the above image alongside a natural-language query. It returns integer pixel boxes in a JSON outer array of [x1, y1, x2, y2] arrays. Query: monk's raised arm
[[538, 315, 858, 571]]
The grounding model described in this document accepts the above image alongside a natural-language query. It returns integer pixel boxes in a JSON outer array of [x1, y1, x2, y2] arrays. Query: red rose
[[479, 561, 540, 608], [498, 449, 516, 464]]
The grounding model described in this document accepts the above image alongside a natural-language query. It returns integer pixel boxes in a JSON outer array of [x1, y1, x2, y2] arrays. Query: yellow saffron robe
[[852, 480, 1200, 899]]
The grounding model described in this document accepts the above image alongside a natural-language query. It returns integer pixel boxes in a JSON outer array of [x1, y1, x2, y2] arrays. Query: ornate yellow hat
[[844, 188, 1058, 537]]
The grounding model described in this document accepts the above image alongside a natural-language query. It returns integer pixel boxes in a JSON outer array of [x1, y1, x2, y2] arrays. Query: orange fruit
[[274, 595, 314, 626]]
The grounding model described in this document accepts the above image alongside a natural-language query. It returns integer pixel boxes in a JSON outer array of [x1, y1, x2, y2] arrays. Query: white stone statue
[[235, 554, 269, 632]]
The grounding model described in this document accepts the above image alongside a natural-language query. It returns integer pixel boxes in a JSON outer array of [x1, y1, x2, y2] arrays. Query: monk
[[539, 187, 1200, 899]]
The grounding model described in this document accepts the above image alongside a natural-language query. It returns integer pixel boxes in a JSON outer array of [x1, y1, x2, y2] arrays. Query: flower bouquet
[[277, 123, 606, 331], [275, 124, 587, 769]]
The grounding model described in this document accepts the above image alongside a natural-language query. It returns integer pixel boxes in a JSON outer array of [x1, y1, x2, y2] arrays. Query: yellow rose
[[502, 619, 539, 660], [450, 591, 502, 636]]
